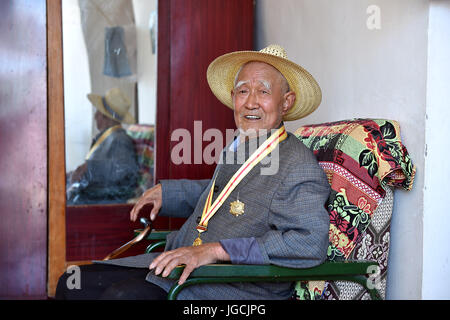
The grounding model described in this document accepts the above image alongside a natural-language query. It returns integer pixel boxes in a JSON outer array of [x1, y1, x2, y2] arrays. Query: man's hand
[[130, 183, 162, 222], [149, 243, 230, 285], [70, 163, 88, 184]]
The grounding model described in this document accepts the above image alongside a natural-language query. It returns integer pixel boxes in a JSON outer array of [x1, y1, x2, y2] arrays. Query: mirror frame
[[47, 0, 171, 296], [47, 0, 66, 297]]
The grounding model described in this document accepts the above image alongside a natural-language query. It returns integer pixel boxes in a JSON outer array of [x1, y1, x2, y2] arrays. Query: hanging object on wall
[[103, 26, 132, 78], [149, 10, 157, 55]]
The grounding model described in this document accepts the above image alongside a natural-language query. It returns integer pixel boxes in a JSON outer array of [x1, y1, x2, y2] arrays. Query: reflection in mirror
[[63, 0, 157, 205]]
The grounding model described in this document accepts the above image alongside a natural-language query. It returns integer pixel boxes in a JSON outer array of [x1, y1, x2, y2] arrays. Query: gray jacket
[[101, 132, 330, 300]]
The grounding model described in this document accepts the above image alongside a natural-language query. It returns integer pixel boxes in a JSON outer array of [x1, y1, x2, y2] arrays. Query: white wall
[[133, 0, 157, 125], [422, 0, 450, 300], [255, 0, 428, 299], [62, 0, 92, 172]]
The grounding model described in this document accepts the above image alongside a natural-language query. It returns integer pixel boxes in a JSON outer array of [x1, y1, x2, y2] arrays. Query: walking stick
[[103, 217, 153, 260]]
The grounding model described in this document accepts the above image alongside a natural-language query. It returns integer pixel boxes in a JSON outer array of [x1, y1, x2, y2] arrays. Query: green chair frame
[[137, 230, 381, 300]]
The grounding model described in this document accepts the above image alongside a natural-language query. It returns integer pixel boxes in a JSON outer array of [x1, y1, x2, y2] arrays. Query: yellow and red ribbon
[[193, 126, 287, 245], [85, 125, 122, 160]]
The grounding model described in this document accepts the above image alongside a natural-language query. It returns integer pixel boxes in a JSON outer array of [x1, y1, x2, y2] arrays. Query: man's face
[[231, 61, 295, 134], [94, 110, 111, 131]]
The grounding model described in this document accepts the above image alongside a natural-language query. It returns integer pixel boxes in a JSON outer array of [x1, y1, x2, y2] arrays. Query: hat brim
[[87, 94, 135, 124], [206, 50, 322, 121]]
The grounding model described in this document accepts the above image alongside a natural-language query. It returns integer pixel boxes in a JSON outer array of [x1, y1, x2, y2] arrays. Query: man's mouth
[[244, 115, 261, 120]]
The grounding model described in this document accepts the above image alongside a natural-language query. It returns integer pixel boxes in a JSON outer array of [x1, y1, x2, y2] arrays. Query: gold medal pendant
[[230, 199, 245, 216], [193, 234, 203, 246]]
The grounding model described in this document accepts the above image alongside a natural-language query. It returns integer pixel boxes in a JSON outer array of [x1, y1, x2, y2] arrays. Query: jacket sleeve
[[255, 162, 331, 268], [159, 179, 211, 218], [219, 237, 265, 265]]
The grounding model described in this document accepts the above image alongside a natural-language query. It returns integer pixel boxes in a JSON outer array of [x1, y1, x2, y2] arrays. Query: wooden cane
[[103, 217, 152, 260]]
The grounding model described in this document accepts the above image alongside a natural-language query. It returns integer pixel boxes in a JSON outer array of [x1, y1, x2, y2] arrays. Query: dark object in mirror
[[103, 26, 132, 78]]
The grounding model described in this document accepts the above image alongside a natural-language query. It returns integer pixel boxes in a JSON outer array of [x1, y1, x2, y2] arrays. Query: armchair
[[128, 119, 415, 300], [142, 233, 380, 300]]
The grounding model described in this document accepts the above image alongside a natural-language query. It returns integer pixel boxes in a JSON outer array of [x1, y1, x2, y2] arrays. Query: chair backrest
[[126, 124, 155, 199], [293, 119, 416, 300]]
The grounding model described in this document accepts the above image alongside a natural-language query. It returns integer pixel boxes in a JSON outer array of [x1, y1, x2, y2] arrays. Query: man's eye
[[238, 90, 248, 94]]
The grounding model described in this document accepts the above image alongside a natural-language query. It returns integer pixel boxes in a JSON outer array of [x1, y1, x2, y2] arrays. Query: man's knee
[[55, 264, 166, 300]]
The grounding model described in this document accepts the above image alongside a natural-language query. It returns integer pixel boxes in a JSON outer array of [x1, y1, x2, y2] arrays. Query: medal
[[193, 235, 202, 246], [230, 192, 244, 216], [230, 199, 245, 216], [193, 225, 207, 246]]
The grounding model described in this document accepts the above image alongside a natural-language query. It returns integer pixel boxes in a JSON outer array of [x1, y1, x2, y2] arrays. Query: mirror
[[62, 0, 157, 205]]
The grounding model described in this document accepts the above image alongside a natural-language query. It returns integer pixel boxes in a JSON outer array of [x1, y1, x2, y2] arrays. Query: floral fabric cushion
[[126, 124, 155, 198], [293, 119, 416, 300]]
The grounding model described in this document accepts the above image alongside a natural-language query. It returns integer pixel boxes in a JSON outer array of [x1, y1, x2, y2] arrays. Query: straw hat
[[87, 88, 135, 124], [207, 44, 322, 121]]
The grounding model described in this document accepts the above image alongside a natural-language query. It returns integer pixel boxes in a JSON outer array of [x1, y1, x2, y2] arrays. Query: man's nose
[[245, 91, 259, 109]]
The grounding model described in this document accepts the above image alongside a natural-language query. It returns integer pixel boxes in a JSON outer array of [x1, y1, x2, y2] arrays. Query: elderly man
[[56, 45, 330, 300], [66, 88, 139, 205]]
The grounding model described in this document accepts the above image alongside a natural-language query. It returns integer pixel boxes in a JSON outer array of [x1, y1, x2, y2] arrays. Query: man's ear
[[231, 89, 236, 102], [282, 91, 296, 115]]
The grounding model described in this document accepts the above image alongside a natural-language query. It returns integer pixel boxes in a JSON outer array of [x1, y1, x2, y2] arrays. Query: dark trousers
[[55, 264, 167, 300]]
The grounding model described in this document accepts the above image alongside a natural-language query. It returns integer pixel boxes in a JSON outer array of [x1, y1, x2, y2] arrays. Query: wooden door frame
[[47, 0, 66, 297]]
